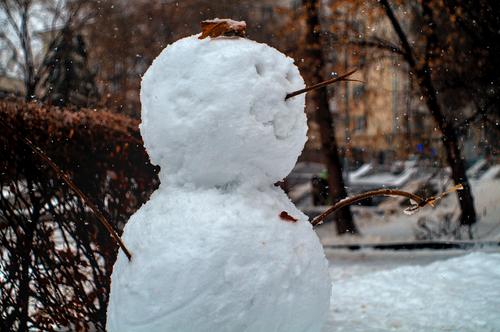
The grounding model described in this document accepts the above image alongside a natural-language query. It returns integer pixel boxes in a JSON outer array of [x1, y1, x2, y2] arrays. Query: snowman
[[107, 19, 331, 332]]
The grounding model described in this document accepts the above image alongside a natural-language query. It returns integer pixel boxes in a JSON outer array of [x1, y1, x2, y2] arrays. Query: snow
[[202, 18, 247, 31], [139, 34, 307, 187], [466, 158, 487, 178], [323, 251, 500, 331], [108, 185, 330, 332], [479, 165, 500, 181], [108, 33, 330, 332], [348, 163, 373, 181], [307, 168, 500, 331]]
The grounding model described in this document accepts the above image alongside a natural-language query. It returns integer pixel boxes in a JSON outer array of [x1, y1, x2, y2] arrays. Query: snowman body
[[107, 34, 331, 332]]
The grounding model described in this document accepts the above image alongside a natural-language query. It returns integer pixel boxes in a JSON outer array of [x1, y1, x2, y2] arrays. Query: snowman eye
[[255, 63, 264, 76]]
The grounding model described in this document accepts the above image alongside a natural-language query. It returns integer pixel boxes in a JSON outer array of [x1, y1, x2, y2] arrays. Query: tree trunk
[[418, 68, 477, 227], [303, 0, 359, 234], [19, 1, 35, 102]]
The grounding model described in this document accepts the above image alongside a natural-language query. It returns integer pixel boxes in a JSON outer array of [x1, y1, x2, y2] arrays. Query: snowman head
[[140, 33, 307, 187]]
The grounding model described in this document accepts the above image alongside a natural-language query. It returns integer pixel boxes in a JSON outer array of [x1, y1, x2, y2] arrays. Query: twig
[[342, 37, 406, 57], [285, 68, 362, 100], [311, 184, 463, 227], [1, 120, 132, 261]]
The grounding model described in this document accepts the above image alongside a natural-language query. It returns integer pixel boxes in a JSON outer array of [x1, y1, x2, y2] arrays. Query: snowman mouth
[[262, 120, 274, 127], [248, 101, 294, 141], [256, 113, 290, 140]]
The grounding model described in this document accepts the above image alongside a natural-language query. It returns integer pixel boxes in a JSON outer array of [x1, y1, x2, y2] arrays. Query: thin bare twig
[[285, 68, 362, 100], [311, 184, 463, 227], [0, 120, 132, 260], [344, 37, 406, 56]]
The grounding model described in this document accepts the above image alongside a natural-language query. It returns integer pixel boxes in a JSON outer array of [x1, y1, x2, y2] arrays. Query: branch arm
[[311, 189, 424, 226], [311, 184, 463, 227], [286, 68, 361, 100]]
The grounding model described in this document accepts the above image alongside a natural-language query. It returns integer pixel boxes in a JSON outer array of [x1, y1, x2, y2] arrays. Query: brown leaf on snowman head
[[199, 19, 246, 39], [279, 211, 298, 223]]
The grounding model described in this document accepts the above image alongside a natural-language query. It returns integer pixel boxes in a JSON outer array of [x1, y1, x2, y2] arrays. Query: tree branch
[[378, 0, 417, 68], [344, 37, 406, 56], [0, 0, 22, 36], [285, 68, 361, 100], [311, 184, 463, 227]]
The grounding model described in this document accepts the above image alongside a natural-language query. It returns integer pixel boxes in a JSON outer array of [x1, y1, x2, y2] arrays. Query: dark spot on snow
[[280, 211, 298, 222], [255, 63, 264, 76], [249, 101, 256, 116]]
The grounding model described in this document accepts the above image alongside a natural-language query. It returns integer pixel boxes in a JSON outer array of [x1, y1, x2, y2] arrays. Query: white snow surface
[[323, 251, 500, 331], [108, 185, 330, 332], [203, 18, 246, 31], [140, 35, 307, 187]]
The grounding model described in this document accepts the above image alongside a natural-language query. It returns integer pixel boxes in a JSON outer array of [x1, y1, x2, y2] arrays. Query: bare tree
[[0, 0, 93, 101], [377, 0, 476, 229], [325, 0, 487, 231]]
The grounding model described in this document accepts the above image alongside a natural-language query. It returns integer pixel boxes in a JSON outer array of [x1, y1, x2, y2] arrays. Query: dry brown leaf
[[279, 211, 298, 223], [199, 19, 246, 39]]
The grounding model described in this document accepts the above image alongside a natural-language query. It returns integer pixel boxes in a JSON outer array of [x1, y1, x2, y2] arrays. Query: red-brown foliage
[[0, 101, 158, 331]]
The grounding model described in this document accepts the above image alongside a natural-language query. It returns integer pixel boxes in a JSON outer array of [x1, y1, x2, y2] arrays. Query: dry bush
[[0, 101, 158, 331]]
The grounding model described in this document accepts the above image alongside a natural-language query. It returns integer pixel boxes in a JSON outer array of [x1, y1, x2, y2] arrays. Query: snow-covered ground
[[309, 175, 500, 331], [323, 250, 500, 331]]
